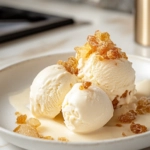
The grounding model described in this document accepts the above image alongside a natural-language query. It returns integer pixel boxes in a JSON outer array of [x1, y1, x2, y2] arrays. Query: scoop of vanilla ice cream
[[30, 64, 78, 118], [78, 53, 136, 106], [62, 83, 114, 133]]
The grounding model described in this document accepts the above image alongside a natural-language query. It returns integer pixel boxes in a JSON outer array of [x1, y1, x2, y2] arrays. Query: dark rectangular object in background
[[0, 6, 74, 43]]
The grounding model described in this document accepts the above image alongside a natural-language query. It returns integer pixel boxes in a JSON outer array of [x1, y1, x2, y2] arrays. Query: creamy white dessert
[[78, 53, 136, 106], [62, 82, 114, 133], [30, 64, 78, 119], [75, 31, 136, 107], [10, 30, 150, 141]]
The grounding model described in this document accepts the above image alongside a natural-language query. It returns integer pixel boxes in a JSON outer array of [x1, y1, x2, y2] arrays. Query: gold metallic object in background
[[135, 0, 150, 46]]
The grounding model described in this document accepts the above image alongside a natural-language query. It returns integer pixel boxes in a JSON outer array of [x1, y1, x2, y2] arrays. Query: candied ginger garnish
[[118, 110, 137, 123], [40, 135, 54, 140], [15, 112, 21, 116], [120, 90, 128, 98], [79, 81, 91, 90], [13, 113, 56, 140], [27, 118, 41, 128], [112, 97, 119, 109], [13, 124, 39, 138], [122, 132, 126, 137], [75, 30, 128, 60], [136, 97, 150, 114], [58, 137, 69, 142], [58, 56, 78, 75], [112, 91, 128, 109], [130, 122, 147, 134], [16, 114, 27, 124], [116, 123, 122, 127], [107, 49, 121, 59]]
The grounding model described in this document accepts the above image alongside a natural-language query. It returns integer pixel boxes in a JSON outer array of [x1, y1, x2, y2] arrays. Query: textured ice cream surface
[[30, 64, 78, 119], [78, 53, 136, 106], [62, 83, 114, 133]]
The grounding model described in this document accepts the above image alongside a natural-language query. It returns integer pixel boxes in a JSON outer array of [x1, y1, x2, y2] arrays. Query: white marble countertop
[[0, 0, 150, 149]]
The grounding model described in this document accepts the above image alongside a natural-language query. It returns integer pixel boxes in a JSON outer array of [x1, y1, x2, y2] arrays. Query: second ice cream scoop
[[75, 30, 136, 107], [62, 83, 114, 133], [30, 64, 78, 119], [78, 53, 136, 106]]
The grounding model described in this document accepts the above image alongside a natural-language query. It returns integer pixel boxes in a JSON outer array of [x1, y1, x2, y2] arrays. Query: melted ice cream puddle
[[9, 79, 150, 142]]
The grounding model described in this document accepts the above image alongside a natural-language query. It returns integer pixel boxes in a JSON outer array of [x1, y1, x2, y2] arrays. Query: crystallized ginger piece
[[27, 118, 41, 128], [15, 112, 21, 116], [13, 113, 56, 140], [79, 81, 91, 90], [120, 90, 128, 98], [40, 136, 54, 140], [116, 123, 122, 127], [75, 30, 128, 60], [58, 137, 69, 142], [112, 90, 129, 109], [118, 110, 137, 123], [107, 49, 122, 59], [130, 122, 147, 134], [13, 124, 39, 138], [16, 114, 27, 124], [122, 132, 126, 137], [58, 57, 78, 75], [112, 97, 119, 109], [136, 97, 150, 114], [75, 43, 94, 59]]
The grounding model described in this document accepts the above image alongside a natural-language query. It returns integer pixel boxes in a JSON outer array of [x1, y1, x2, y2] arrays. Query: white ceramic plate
[[0, 52, 150, 150]]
